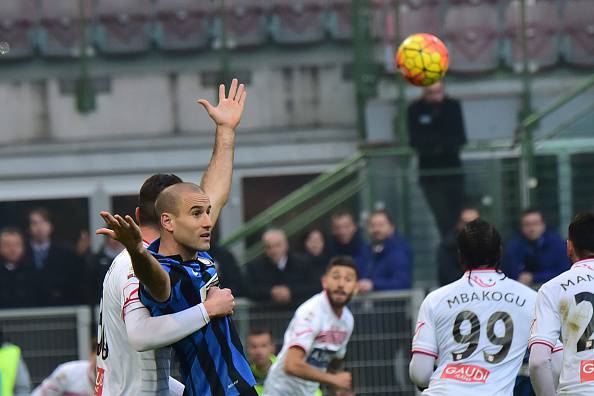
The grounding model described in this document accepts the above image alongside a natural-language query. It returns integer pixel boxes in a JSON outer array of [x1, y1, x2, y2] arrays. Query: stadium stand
[[328, 0, 353, 42], [504, 0, 560, 72], [269, 0, 327, 45], [222, 0, 269, 48], [398, 3, 441, 40], [95, 0, 152, 55], [562, 0, 594, 68], [38, 0, 92, 58], [444, 3, 500, 73], [153, 0, 213, 52], [0, 0, 36, 59]]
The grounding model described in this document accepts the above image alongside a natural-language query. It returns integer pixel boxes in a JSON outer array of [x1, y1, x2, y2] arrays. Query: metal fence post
[[76, 306, 92, 360], [557, 151, 573, 235]]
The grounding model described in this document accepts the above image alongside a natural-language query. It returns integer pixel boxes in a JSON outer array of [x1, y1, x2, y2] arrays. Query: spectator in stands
[[0, 328, 31, 396], [85, 235, 124, 305], [437, 206, 480, 286], [407, 81, 467, 238], [209, 229, 245, 297], [247, 328, 276, 395], [245, 229, 312, 305], [26, 208, 84, 306], [300, 228, 330, 283], [358, 210, 413, 293], [328, 210, 370, 269], [0, 227, 39, 308], [504, 209, 570, 286]]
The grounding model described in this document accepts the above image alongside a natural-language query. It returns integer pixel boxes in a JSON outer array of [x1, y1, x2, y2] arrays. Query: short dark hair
[[568, 213, 594, 259], [0, 227, 24, 240], [457, 219, 502, 270], [521, 208, 543, 220], [137, 174, 183, 226], [248, 328, 273, 339], [326, 255, 359, 278], [369, 209, 394, 225], [331, 210, 355, 223], [29, 207, 52, 224]]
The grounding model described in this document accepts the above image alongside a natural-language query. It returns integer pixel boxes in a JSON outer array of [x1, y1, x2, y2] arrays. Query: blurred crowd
[[0, 202, 570, 311]]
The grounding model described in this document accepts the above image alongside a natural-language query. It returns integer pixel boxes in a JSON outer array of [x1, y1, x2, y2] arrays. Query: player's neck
[[159, 234, 196, 261], [139, 225, 160, 245]]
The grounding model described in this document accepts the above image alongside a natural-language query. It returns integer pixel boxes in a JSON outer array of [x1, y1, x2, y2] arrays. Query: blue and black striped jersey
[[139, 239, 257, 396]]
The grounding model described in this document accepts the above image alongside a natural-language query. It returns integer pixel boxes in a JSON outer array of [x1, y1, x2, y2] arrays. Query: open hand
[[197, 78, 247, 130], [96, 212, 143, 254]]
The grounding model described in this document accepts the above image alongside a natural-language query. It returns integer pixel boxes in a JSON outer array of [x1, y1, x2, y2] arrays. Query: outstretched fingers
[[235, 84, 245, 103], [227, 78, 238, 101], [96, 228, 116, 239]]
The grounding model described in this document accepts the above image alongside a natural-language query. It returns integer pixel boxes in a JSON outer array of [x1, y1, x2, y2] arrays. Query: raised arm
[[97, 212, 170, 302], [197, 78, 247, 226]]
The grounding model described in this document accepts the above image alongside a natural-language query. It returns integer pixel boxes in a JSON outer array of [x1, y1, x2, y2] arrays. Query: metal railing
[[0, 291, 424, 394], [0, 306, 92, 385]]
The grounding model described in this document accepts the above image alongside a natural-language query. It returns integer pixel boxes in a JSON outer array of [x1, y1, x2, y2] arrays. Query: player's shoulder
[[105, 250, 134, 281], [504, 277, 538, 296], [342, 306, 354, 327], [424, 279, 462, 304], [294, 293, 325, 319], [538, 268, 576, 295], [53, 360, 89, 374]]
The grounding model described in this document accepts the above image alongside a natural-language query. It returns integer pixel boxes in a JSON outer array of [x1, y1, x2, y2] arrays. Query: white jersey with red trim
[[530, 259, 594, 395], [263, 292, 354, 396], [412, 269, 542, 396], [32, 360, 93, 396], [96, 244, 171, 396]]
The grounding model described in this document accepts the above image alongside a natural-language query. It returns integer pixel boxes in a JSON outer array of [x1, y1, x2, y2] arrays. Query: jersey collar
[[572, 258, 594, 270]]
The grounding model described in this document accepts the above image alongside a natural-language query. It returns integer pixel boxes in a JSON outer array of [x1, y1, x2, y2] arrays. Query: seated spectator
[[209, 230, 245, 297], [358, 210, 412, 293], [300, 228, 330, 283], [438, 206, 480, 286], [0, 328, 31, 396], [247, 328, 276, 395], [85, 235, 124, 305], [0, 227, 39, 308], [504, 209, 570, 286], [25, 208, 84, 306], [327, 210, 370, 269], [245, 229, 312, 305]]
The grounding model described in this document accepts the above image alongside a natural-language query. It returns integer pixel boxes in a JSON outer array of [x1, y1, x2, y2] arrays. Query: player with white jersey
[[529, 212, 594, 396], [95, 79, 245, 395], [264, 256, 357, 396], [410, 219, 562, 396], [32, 341, 96, 396]]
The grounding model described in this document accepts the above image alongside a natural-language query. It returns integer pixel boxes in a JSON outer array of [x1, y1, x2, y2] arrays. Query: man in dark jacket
[[84, 235, 124, 305], [438, 206, 480, 286], [0, 227, 39, 308], [407, 81, 467, 238], [245, 229, 312, 305], [504, 209, 570, 286], [327, 210, 370, 269], [25, 208, 84, 306], [358, 210, 412, 292]]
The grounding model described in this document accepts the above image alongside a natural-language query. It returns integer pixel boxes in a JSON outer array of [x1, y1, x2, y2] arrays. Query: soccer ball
[[396, 33, 449, 87]]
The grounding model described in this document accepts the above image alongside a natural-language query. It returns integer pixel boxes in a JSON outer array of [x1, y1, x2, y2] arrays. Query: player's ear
[[321, 274, 328, 290], [161, 212, 174, 232], [567, 239, 574, 261], [135, 207, 141, 224]]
